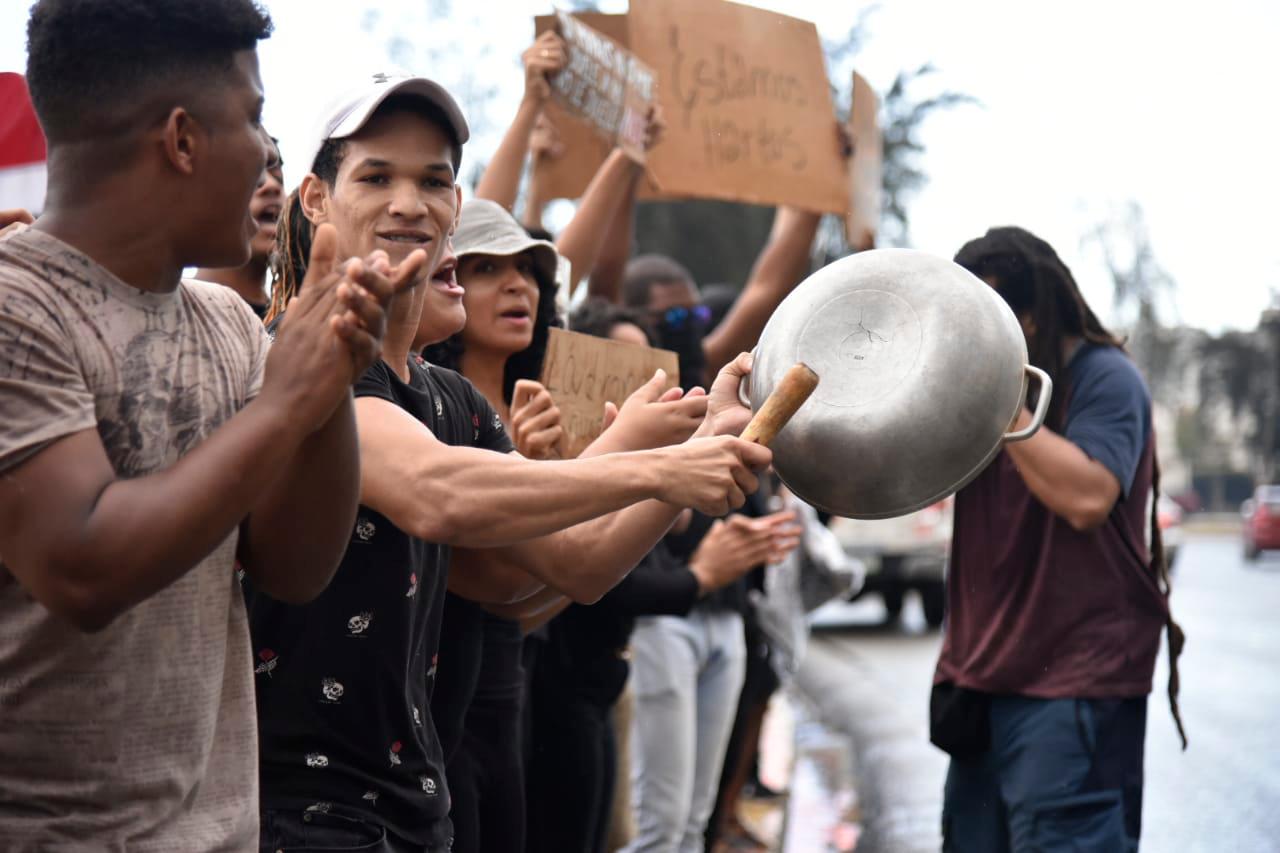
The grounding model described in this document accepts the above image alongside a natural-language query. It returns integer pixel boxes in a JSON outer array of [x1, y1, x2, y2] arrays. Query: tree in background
[[1082, 201, 1178, 393], [1084, 201, 1280, 501]]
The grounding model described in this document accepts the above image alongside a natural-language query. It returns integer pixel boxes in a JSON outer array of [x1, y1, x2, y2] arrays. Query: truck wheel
[[921, 582, 946, 628], [882, 586, 904, 623], [1245, 540, 1260, 561]]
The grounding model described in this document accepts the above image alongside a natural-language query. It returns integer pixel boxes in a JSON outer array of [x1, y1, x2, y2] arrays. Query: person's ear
[[299, 173, 331, 226], [161, 107, 200, 176]]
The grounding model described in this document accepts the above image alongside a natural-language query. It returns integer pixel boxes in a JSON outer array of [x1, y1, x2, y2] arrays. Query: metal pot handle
[[1004, 364, 1053, 442], [737, 348, 758, 409]]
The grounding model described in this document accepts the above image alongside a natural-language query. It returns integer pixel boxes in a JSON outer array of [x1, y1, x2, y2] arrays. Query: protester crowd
[[0, 2, 1178, 853]]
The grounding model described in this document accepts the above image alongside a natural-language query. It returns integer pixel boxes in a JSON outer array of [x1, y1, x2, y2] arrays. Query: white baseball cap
[[298, 73, 470, 185]]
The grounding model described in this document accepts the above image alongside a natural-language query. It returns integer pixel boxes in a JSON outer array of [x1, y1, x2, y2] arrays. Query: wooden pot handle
[[740, 362, 820, 448]]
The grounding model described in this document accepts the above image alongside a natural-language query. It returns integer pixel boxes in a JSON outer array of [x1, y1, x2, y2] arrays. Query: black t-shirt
[[246, 355, 511, 843]]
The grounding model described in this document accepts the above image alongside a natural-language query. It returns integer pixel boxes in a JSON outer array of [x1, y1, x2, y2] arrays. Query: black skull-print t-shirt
[[245, 355, 512, 843]]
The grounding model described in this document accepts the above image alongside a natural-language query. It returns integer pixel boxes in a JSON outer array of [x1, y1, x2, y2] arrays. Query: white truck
[[829, 498, 952, 628]]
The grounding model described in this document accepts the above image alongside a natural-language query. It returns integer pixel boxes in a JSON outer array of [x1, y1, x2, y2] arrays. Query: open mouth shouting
[[431, 256, 464, 297], [254, 202, 282, 234]]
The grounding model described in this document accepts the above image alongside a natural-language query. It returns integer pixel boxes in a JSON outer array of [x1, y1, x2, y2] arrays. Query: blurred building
[[1136, 308, 1280, 511]]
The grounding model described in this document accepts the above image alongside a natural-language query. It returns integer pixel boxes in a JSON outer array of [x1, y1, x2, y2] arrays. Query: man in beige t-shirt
[[0, 2, 429, 849]]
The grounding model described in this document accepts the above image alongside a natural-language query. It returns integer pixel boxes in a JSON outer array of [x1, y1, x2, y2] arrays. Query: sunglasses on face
[[654, 304, 712, 331]]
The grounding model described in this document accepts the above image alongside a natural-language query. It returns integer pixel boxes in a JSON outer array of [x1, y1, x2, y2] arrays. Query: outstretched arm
[[447, 355, 766, 604]]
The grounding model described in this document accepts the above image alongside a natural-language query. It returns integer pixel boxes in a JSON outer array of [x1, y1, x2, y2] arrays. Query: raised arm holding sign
[[550, 11, 656, 165]]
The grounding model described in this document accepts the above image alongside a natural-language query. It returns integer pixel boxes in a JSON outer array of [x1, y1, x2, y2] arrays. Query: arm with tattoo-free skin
[[586, 164, 640, 305], [558, 106, 665, 297], [474, 31, 566, 212], [702, 205, 820, 375], [0, 225, 423, 630], [358, 354, 768, 603], [450, 371, 709, 608], [446, 354, 764, 605], [1003, 405, 1121, 531]]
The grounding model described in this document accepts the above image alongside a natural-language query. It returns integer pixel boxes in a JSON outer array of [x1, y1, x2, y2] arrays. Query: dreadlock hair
[[26, 0, 272, 150], [265, 188, 311, 324], [954, 226, 1124, 434], [959, 226, 1187, 748], [423, 251, 563, 407], [570, 298, 656, 345]]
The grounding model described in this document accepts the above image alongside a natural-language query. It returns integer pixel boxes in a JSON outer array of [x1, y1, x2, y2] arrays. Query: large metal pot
[[742, 248, 1051, 519]]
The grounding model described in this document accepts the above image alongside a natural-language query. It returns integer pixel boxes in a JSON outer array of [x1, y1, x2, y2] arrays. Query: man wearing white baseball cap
[[247, 74, 773, 852]]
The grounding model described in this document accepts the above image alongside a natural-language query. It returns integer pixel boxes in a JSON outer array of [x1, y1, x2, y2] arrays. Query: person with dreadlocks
[[195, 132, 284, 319], [247, 73, 771, 851], [931, 226, 1184, 853]]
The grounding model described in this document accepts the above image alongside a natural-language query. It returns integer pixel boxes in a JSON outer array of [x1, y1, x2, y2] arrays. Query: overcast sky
[[2, 0, 1276, 333]]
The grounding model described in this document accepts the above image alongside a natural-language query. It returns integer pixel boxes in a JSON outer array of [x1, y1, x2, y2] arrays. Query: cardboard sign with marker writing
[[540, 327, 679, 458], [534, 13, 641, 200], [547, 12, 655, 165], [845, 71, 882, 251], [628, 0, 849, 214]]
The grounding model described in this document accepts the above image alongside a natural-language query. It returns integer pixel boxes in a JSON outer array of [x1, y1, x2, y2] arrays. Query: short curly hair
[[26, 0, 273, 145], [622, 253, 696, 309]]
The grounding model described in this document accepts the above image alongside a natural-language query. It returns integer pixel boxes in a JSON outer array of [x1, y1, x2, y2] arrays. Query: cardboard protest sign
[[533, 13, 640, 200], [541, 12, 655, 165], [540, 327, 678, 458], [845, 71, 882, 251], [627, 0, 849, 214]]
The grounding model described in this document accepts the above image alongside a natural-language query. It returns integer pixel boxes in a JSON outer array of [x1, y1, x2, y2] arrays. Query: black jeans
[[446, 615, 527, 853], [526, 688, 617, 853], [260, 806, 451, 853]]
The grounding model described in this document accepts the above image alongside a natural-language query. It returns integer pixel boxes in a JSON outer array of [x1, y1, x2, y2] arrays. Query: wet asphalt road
[[793, 533, 1280, 853]]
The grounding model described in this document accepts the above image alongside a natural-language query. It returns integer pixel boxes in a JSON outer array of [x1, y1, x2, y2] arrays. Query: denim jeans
[[942, 695, 1147, 853], [623, 609, 747, 853]]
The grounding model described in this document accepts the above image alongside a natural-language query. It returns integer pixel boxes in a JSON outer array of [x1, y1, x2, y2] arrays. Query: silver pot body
[[746, 248, 1050, 519]]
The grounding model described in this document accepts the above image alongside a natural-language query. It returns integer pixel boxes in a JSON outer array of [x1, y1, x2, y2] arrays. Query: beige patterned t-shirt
[[0, 226, 268, 851]]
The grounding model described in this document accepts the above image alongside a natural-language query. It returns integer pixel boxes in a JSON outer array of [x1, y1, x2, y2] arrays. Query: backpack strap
[[1112, 448, 1188, 750]]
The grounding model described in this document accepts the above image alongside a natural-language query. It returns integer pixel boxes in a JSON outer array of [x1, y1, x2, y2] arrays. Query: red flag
[[0, 73, 48, 214]]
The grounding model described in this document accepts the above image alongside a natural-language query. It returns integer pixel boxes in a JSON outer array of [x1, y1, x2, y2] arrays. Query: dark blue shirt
[[1063, 343, 1151, 497]]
